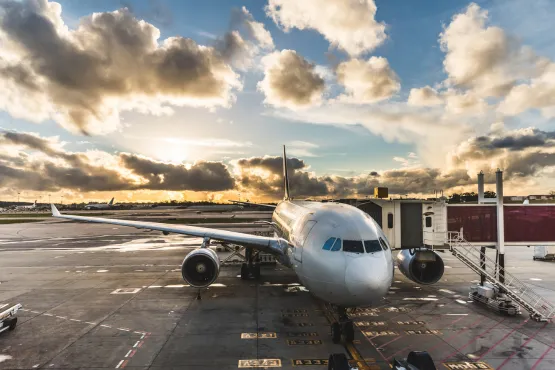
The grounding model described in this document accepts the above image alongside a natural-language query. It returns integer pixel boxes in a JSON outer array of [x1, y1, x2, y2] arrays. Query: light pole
[[49, 194, 51, 204]]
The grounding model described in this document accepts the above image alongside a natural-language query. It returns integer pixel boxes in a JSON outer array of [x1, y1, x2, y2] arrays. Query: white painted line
[[133, 341, 140, 348], [444, 266, 452, 269], [44, 313, 53, 316], [96, 270, 108, 273], [86, 322, 96, 325], [403, 297, 438, 301], [70, 319, 81, 322], [101, 324, 111, 328], [439, 289, 456, 294], [134, 331, 142, 334], [140, 333, 145, 339], [455, 299, 467, 305], [118, 328, 131, 332], [165, 284, 186, 288], [147, 285, 162, 288], [0, 304, 8, 310], [530, 278, 542, 281], [115, 359, 124, 369], [56, 316, 67, 319], [445, 313, 468, 316], [125, 349, 132, 357]]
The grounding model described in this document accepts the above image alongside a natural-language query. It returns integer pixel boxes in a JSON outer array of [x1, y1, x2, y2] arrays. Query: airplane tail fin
[[283, 145, 290, 200], [109, 197, 114, 205]]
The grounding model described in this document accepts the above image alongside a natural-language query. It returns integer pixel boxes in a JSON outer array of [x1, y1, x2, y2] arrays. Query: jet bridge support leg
[[240, 247, 261, 280], [480, 247, 486, 286]]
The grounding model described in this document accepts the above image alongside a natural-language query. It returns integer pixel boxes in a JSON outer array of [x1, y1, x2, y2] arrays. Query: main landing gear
[[240, 247, 261, 280], [330, 306, 354, 344]]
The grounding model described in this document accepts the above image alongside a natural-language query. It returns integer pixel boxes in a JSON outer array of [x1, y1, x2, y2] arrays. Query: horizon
[[1, 0, 555, 203]]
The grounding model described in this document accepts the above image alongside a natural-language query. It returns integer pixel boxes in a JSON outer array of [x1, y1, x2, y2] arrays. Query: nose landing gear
[[330, 306, 354, 344]]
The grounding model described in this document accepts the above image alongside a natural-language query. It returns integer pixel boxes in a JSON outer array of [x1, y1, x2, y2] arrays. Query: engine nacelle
[[396, 248, 444, 285], [181, 248, 220, 287]]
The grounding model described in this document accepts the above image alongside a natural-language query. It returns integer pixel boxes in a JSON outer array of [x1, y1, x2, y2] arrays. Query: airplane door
[[294, 220, 316, 263]]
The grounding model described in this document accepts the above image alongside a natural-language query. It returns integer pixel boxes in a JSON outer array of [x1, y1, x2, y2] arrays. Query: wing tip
[[51, 203, 61, 217]]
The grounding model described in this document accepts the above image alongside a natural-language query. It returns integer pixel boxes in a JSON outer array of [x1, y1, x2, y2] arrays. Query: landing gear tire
[[240, 263, 249, 280], [7, 317, 17, 331], [327, 353, 350, 370], [342, 321, 355, 343], [253, 264, 261, 280], [331, 322, 341, 344]]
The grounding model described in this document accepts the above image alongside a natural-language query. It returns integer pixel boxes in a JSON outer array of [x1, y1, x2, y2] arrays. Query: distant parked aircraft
[[15, 200, 36, 210], [84, 197, 115, 210]]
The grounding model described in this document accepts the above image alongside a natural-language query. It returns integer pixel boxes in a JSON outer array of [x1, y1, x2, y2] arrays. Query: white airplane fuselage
[[272, 200, 394, 307]]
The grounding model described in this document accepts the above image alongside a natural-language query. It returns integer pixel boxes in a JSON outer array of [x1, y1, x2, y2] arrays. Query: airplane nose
[[345, 256, 391, 298]]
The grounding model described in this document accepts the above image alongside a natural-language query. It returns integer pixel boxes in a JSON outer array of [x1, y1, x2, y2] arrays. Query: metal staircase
[[446, 231, 555, 322]]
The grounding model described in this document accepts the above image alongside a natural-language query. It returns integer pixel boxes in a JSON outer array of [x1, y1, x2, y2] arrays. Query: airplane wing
[[50, 204, 288, 256], [228, 200, 277, 209]]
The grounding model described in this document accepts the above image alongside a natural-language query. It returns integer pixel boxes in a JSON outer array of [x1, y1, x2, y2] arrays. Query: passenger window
[[330, 238, 342, 251], [387, 213, 393, 228], [379, 238, 389, 251], [322, 237, 336, 250], [425, 216, 432, 228], [343, 240, 364, 253], [364, 240, 381, 253]]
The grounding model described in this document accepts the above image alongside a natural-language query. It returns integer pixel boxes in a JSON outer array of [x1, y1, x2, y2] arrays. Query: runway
[[1, 219, 555, 369]]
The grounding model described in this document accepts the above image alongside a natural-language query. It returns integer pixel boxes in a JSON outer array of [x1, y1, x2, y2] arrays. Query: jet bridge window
[[425, 216, 432, 228], [343, 240, 364, 253], [364, 240, 382, 253]]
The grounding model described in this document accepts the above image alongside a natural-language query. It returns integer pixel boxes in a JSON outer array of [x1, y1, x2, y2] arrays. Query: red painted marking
[[530, 339, 555, 370], [378, 334, 404, 348], [386, 315, 465, 360], [120, 360, 128, 368], [441, 318, 507, 361], [129, 350, 137, 358], [363, 336, 391, 363], [497, 322, 549, 369], [425, 315, 486, 353], [476, 319, 530, 361], [137, 341, 144, 348]]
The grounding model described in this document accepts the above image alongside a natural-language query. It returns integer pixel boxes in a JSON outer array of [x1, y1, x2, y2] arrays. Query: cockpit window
[[322, 237, 336, 250], [379, 237, 389, 251], [330, 238, 342, 251], [364, 240, 382, 253], [343, 240, 364, 253]]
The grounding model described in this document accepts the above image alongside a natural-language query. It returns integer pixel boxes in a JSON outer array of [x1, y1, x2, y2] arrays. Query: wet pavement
[[1, 220, 555, 369]]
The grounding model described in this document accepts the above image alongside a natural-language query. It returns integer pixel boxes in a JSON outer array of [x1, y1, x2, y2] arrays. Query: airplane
[[15, 200, 37, 210], [50, 146, 445, 345], [84, 197, 115, 210]]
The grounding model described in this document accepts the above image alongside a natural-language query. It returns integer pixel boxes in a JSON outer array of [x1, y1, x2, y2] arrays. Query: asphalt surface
[[1, 217, 555, 369]]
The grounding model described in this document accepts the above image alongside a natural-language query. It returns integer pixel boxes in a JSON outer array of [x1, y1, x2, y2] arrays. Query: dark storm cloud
[[474, 129, 555, 151], [0, 0, 239, 134], [237, 156, 307, 174], [0, 131, 236, 192], [120, 154, 235, 191]]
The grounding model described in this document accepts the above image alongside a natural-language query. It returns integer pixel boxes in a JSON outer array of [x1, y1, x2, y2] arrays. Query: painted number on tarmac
[[241, 332, 277, 339], [292, 359, 328, 366], [287, 340, 322, 345], [362, 331, 399, 336], [287, 332, 318, 337], [349, 312, 378, 317], [355, 321, 386, 327], [442, 361, 493, 369], [405, 330, 442, 335], [385, 307, 412, 312], [396, 321, 426, 325], [238, 359, 281, 368]]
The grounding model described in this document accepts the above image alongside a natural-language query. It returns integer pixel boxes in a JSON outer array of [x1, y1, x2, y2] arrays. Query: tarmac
[[1, 216, 555, 369]]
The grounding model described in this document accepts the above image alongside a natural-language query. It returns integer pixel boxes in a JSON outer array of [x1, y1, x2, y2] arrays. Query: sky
[[1, 0, 555, 203]]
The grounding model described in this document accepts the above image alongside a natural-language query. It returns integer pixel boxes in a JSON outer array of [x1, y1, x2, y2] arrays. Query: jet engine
[[181, 248, 220, 287], [396, 248, 444, 285]]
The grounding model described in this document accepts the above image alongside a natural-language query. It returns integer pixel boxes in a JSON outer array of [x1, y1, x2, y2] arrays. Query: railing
[[446, 231, 555, 321]]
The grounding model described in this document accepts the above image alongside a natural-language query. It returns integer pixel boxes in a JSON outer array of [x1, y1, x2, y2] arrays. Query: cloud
[[0, 0, 242, 135], [498, 62, 555, 117], [232, 6, 274, 50], [266, 0, 386, 57], [258, 50, 325, 109], [407, 86, 443, 106], [439, 3, 541, 97], [0, 131, 236, 192], [287, 141, 319, 157], [335, 57, 400, 104]]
